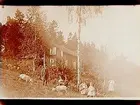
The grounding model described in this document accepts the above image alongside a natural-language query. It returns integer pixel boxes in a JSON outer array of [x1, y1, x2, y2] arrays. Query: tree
[[56, 31, 65, 45], [47, 20, 59, 44], [68, 32, 73, 40], [14, 9, 25, 25], [24, 6, 48, 71], [71, 33, 77, 51], [0, 22, 3, 55], [66, 32, 73, 49], [18, 22, 36, 58], [80, 42, 96, 72], [66, 6, 103, 87], [66, 32, 77, 51], [2, 13, 24, 59]]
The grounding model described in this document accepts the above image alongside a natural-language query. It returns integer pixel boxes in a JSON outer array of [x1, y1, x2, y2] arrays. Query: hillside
[[0, 58, 122, 98], [1, 68, 89, 98]]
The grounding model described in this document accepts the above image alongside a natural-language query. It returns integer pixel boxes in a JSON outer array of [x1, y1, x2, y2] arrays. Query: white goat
[[19, 74, 33, 83], [52, 85, 67, 93]]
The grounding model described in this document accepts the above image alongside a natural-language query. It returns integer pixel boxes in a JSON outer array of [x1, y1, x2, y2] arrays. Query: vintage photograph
[[0, 6, 140, 98]]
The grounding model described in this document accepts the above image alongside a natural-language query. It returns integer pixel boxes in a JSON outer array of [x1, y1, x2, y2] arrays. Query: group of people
[[78, 79, 115, 97], [53, 75, 116, 96], [46, 71, 115, 97], [79, 82, 96, 97]]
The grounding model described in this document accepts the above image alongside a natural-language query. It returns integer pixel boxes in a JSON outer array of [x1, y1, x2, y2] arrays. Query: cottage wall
[[49, 45, 77, 69]]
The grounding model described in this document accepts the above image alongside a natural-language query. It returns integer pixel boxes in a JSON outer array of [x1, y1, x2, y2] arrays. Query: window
[[50, 58, 56, 66], [73, 61, 76, 69], [60, 51, 63, 57], [65, 60, 68, 66], [50, 47, 56, 55]]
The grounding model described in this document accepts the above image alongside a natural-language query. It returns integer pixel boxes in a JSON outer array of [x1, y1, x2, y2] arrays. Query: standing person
[[87, 82, 96, 97], [79, 82, 88, 95], [108, 79, 115, 96], [58, 76, 65, 86], [42, 68, 49, 86]]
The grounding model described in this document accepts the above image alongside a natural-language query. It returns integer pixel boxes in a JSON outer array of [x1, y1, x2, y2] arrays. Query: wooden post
[[41, 52, 46, 80], [43, 52, 46, 69], [33, 57, 35, 72]]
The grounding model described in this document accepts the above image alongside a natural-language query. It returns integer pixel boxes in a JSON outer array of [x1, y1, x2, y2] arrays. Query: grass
[[1, 68, 91, 98], [1, 59, 120, 98]]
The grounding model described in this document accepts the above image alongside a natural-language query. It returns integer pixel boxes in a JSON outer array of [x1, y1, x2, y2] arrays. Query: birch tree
[[66, 6, 104, 87]]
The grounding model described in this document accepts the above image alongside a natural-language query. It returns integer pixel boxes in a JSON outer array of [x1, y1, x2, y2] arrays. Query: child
[[87, 82, 96, 97]]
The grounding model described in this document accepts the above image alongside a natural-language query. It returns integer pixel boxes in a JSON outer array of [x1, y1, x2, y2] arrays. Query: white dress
[[79, 83, 88, 95], [108, 80, 115, 92], [87, 86, 96, 97]]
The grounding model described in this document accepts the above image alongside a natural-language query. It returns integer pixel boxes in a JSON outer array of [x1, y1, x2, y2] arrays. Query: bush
[[45, 66, 76, 85], [3, 58, 105, 95]]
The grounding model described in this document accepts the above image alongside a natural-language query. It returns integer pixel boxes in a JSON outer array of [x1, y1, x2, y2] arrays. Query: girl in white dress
[[108, 79, 115, 96], [108, 80, 115, 92], [87, 82, 96, 97], [79, 82, 88, 95]]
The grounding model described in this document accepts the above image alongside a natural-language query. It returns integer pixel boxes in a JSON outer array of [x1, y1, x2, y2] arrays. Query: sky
[[1, 6, 140, 65]]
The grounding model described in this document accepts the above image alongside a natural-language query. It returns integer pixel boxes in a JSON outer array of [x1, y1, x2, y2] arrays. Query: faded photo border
[[0, 0, 140, 5], [0, 100, 139, 105], [1, 0, 140, 101]]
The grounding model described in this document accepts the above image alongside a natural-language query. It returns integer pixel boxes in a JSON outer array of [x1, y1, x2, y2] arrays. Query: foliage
[[66, 6, 103, 25], [2, 6, 108, 95], [2, 16, 24, 59]]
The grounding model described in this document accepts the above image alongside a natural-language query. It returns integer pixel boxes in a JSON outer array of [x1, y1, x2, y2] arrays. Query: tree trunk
[[77, 7, 81, 87], [33, 25, 37, 72]]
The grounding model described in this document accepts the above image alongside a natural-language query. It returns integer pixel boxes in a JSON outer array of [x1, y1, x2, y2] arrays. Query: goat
[[19, 74, 33, 83], [52, 85, 67, 94]]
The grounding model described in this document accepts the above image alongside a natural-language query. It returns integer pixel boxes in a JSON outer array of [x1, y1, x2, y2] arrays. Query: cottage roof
[[52, 43, 77, 57]]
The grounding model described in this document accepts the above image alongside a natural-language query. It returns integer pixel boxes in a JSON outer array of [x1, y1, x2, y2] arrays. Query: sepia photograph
[[0, 6, 140, 98]]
